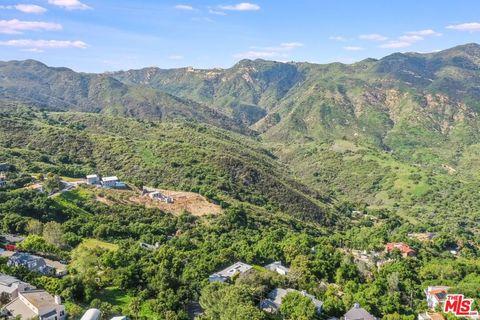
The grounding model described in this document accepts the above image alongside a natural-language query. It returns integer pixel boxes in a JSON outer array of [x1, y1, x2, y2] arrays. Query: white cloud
[[168, 55, 184, 60], [192, 16, 214, 23], [208, 8, 226, 15], [0, 39, 88, 49], [47, 0, 91, 10], [174, 4, 194, 10], [344, 46, 364, 51], [379, 41, 412, 49], [0, 4, 48, 14], [280, 42, 304, 49], [329, 36, 347, 41], [233, 42, 303, 60], [398, 35, 424, 42], [446, 22, 480, 31], [405, 29, 442, 36], [21, 47, 44, 52], [16, 4, 47, 13], [359, 34, 388, 41], [0, 19, 62, 34], [219, 2, 260, 11]]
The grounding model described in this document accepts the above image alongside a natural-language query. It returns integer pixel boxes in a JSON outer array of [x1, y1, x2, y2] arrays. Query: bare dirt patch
[[130, 189, 223, 216]]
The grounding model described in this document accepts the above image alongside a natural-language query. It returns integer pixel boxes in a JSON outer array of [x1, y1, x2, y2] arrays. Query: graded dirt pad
[[130, 189, 223, 216]]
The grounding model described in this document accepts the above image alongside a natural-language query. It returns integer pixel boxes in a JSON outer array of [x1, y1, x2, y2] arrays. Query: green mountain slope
[[0, 105, 334, 224], [0, 60, 249, 134], [2, 43, 480, 226], [112, 59, 304, 125]]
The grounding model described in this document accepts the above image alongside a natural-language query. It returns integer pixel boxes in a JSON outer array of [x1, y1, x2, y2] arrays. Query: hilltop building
[[86, 174, 100, 185]]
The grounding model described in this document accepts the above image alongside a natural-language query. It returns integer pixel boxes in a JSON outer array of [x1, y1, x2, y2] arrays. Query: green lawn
[[81, 238, 119, 251]]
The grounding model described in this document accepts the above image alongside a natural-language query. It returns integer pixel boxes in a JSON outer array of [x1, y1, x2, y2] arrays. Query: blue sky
[[1, 0, 480, 72]]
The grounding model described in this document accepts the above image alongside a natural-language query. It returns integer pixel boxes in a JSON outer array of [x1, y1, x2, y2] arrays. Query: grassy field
[[81, 238, 119, 251]]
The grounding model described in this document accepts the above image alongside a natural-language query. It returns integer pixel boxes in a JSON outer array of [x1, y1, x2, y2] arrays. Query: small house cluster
[[86, 174, 126, 189], [142, 187, 174, 203], [0, 273, 66, 320]]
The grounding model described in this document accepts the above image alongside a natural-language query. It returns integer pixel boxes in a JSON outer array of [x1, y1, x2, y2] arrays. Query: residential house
[[101, 176, 119, 188], [264, 261, 290, 275], [1, 290, 66, 320], [208, 262, 252, 283], [86, 174, 100, 185], [418, 312, 445, 320], [260, 288, 323, 314], [44, 258, 68, 277], [425, 286, 449, 309], [385, 242, 416, 257], [0, 274, 34, 302], [101, 176, 126, 188], [0, 234, 25, 247], [344, 303, 377, 320], [7, 252, 54, 276]]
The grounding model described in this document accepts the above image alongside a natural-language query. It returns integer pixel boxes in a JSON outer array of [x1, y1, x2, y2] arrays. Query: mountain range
[[2, 43, 480, 230]]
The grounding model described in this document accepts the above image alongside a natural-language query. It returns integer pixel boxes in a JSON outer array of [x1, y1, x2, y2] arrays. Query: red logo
[[444, 294, 479, 317]]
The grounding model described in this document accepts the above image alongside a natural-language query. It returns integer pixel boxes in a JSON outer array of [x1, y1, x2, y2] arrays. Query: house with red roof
[[385, 242, 416, 257]]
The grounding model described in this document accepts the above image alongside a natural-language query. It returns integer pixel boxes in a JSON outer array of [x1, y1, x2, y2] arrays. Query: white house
[[208, 262, 253, 282], [265, 261, 290, 275], [86, 174, 100, 185], [2, 290, 66, 320], [101, 176, 119, 188], [425, 286, 449, 309]]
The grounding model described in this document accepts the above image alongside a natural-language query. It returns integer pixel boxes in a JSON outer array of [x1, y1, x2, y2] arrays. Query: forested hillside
[[0, 43, 479, 320]]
